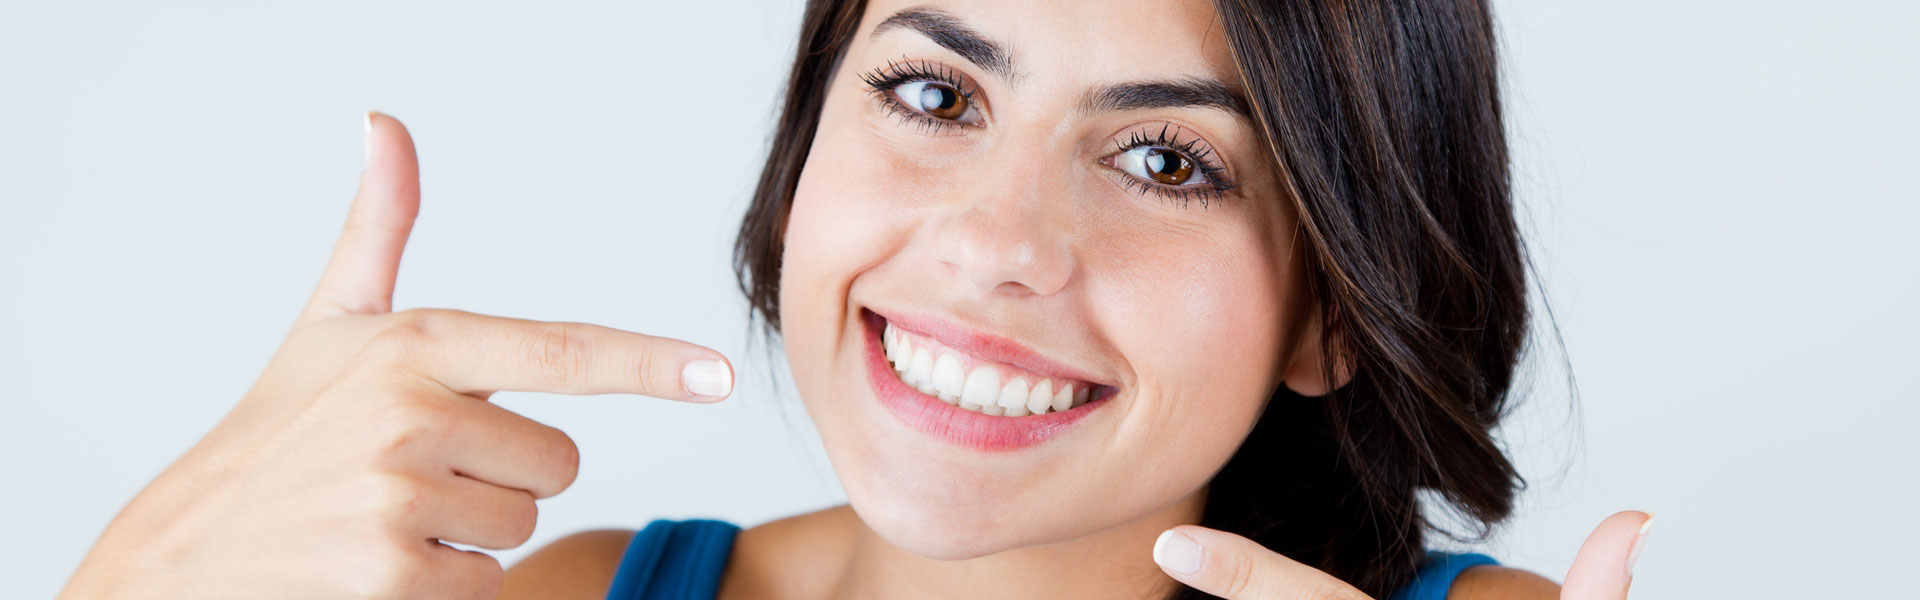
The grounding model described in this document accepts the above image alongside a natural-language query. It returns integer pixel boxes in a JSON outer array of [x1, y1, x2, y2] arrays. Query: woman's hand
[[60, 113, 733, 599], [1153, 510, 1654, 599]]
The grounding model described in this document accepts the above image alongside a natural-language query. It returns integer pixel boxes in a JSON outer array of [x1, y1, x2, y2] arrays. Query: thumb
[[297, 111, 421, 327], [1153, 526, 1371, 600], [1561, 510, 1654, 600]]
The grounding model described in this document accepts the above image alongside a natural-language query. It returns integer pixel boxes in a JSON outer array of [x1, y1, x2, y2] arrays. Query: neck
[[830, 490, 1206, 600]]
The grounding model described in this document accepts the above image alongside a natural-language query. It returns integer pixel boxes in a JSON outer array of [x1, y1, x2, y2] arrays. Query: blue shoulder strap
[[1388, 551, 1499, 600], [605, 519, 741, 600]]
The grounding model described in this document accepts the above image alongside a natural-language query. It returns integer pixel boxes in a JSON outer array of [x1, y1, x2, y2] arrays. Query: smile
[[861, 309, 1112, 451], [884, 322, 1092, 416]]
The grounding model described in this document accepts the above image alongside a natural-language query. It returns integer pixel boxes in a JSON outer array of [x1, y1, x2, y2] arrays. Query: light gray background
[[3, 1, 1915, 598]]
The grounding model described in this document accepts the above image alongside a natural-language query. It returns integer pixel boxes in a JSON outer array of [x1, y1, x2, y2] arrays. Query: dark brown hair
[[734, 1, 1531, 597]]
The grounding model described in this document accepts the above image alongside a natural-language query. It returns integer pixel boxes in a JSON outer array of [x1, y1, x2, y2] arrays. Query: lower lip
[[861, 310, 1107, 452]]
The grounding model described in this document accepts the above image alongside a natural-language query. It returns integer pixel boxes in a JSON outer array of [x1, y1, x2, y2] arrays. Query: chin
[[839, 479, 1082, 560], [849, 500, 1012, 560]]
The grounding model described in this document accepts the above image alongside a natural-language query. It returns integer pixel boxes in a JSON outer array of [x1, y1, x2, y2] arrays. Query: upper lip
[[866, 307, 1111, 388]]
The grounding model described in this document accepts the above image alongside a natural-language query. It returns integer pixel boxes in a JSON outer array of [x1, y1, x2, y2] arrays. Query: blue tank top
[[606, 519, 1497, 600]]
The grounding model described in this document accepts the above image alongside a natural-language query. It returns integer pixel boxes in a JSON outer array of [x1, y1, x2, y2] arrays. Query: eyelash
[[859, 60, 1236, 209], [860, 59, 979, 135], [1110, 125, 1237, 209]]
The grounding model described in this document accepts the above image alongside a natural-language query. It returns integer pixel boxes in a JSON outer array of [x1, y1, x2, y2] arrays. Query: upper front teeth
[[884, 322, 1093, 417]]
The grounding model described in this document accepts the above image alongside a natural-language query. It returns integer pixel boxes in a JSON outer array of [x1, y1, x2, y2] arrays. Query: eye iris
[[917, 83, 967, 119], [1144, 148, 1193, 184]]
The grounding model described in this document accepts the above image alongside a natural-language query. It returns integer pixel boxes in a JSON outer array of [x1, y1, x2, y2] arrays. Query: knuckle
[[543, 428, 582, 496], [503, 495, 540, 547], [393, 307, 455, 328], [355, 543, 429, 598], [629, 346, 659, 392], [370, 401, 455, 459], [365, 474, 428, 526], [366, 308, 460, 358], [1223, 556, 1258, 598], [526, 323, 592, 389], [366, 319, 431, 361]]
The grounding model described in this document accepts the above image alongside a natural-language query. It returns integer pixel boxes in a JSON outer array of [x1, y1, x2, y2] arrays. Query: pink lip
[[874, 309, 1110, 387], [861, 309, 1109, 451]]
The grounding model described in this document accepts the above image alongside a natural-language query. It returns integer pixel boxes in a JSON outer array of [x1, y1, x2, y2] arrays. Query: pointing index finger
[[385, 310, 733, 401], [1562, 510, 1654, 600]]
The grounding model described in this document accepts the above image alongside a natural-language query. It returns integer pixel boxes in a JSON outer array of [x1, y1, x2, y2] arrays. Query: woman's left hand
[[1153, 510, 1653, 599]]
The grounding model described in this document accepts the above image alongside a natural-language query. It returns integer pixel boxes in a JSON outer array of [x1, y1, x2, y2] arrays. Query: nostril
[[934, 208, 1075, 297]]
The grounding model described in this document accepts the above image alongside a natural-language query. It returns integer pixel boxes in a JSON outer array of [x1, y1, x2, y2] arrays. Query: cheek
[[777, 103, 929, 422], [1091, 214, 1290, 477], [779, 95, 968, 339]]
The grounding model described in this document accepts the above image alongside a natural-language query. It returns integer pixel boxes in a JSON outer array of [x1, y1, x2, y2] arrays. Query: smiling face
[[777, 0, 1325, 559]]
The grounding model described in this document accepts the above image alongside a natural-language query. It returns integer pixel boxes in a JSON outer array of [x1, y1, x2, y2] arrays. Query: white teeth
[[932, 353, 965, 400], [960, 366, 1002, 409], [1026, 380, 1053, 415], [997, 377, 1030, 417], [891, 330, 911, 373], [996, 377, 1029, 410], [882, 320, 1103, 418], [885, 324, 904, 366], [906, 348, 934, 394]]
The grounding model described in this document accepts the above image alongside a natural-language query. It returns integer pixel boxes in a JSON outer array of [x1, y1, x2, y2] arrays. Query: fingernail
[[682, 359, 732, 399], [362, 110, 375, 166], [1153, 529, 1204, 576], [1625, 511, 1655, 574]]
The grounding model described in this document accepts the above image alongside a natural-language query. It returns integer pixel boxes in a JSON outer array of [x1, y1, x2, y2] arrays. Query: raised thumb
[[296, 110, 421, 327]]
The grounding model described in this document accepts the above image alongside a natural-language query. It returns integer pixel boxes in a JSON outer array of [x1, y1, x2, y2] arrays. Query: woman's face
[[778, 0, 1321, 559]]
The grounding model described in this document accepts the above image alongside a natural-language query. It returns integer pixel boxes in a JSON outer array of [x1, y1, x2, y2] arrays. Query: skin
[[63, 1, 1652, 599], [780, 0, 1299, 580], [523, 2, 1649, 599], [59, 114, 736, 598]]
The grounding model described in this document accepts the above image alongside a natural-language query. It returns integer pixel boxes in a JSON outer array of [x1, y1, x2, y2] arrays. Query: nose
[[931, 147, 1075, 297]]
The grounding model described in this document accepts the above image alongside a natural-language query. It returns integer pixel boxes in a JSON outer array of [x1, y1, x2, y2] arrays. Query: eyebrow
[[873, 7, 1015, 80], [872, 7, 1250, 121], [1084, 79, 1252, 121]]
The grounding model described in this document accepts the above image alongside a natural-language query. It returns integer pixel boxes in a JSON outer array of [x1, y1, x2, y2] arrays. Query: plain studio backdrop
[[3, 1, 1916, 597]]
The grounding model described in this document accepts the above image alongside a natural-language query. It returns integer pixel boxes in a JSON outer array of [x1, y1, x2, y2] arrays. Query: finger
[[1561, 510, 1655, 600], [1153, 525, 1371, 600], [422, 542, 505, 599], [412, 473, 539, 550], [298, 111, 421, 327], [437, 395, 581, 499], [390, 309, 734, 401]]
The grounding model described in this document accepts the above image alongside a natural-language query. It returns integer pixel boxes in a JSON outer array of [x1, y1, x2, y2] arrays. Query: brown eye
[[917, 83, 967, 119], [892, 80, 980, 124], [1106, 144, 1216, 191], [1143, 148, 1193, 185]]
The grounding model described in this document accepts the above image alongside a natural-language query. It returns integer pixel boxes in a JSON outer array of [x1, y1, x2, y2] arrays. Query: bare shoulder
[[718, 505, 859, 600], [1447, 565, 1562, 599], [499, 528, 636, 600]]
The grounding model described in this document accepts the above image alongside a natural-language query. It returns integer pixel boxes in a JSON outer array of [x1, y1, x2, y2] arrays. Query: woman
[[61, 0, 1650, 598]]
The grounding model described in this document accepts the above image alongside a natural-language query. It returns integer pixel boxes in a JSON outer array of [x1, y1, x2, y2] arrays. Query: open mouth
[[860, 308, 1112, 451], [883, 320, 1097, 417]]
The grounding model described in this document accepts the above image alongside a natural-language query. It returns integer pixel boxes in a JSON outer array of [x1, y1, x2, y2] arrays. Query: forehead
[[857, 0, 1237, 89]]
